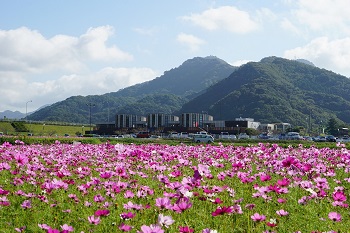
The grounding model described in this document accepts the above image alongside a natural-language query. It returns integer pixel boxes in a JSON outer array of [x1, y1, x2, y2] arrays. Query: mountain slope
[[179, 57, 350, 126], [107, 56, 237, 98], [28, 56, 236, 123]]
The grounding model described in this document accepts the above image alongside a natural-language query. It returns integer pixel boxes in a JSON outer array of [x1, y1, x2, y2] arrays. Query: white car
[[238, 133, 249, 139], [219, 132, 230, 139], [193, 134, 214, 143], [336, 136, 350, 143]]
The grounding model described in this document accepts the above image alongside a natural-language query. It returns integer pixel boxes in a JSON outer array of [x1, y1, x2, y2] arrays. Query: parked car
[[179, 132, 190, 139], [193, 134, 214, 143], [136, 131, 150, 138], [314, 136, 327, 142], [268, 135, 280, 140], [258, 133, 270, 139], [238, 133, 250, 139], [325, 135, 336, 142], [303, 136, 314, 141], [197, 131, 208, 135], [285, 132, 302, 140], [168, 132, 179, 138], [219, 132, 232, 139], [336, 136, 350, 143], [278, 133, 287, 140]]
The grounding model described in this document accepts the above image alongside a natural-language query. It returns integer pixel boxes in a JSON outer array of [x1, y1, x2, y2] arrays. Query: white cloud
[[77, 26, 133, 62], [0, 26, 153, 112], [0, 26, 133, 75], [284, 37, 350, 77], [176, 33, 205, 52], [181, 6, 259, 34], [292, 0, 350, 36], [280, 18, 303, 36], [230, 60, 251, 67], [0, 67, 158, 112]]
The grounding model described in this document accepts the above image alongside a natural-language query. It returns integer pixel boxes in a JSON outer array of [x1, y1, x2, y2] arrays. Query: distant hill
[[0, 110, 25, 120], [178, 56, 350, 126], [28, 56, 236, 123], [26, 56, 350, 127]]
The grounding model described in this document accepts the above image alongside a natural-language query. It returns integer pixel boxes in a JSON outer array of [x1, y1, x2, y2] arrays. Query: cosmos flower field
[[0, 140, 349, 232]]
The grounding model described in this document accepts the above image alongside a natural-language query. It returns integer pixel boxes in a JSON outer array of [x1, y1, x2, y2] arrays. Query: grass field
[[0, 121, 87, 137]]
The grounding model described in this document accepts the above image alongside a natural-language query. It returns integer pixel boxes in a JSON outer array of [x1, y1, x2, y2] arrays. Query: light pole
[[107, 101, 110, 123], [82, 126, 84, 135], [87, 103, 95, 134], [25, 100, 32, 121]]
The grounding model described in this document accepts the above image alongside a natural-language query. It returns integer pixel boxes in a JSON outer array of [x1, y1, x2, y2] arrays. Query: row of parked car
[[106, 130, 350, 144]]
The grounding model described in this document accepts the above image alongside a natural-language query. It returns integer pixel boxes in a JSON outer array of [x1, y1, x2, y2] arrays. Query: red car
[[136, 131, 150, 138]]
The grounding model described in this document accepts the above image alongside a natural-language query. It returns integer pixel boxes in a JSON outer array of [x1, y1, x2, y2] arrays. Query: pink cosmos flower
[[60, 224, 74, 232], [119, 223, 133, 232], [260, 174, 271, 182], [251, 213, 266, 222], [38, 224, 51, 230], [120, 212, 136, 220], [138, 224, 164, 233], [88, 215, 100, 225], [245, 203, 255, 210], [155, 197, 173, 210], [172, 199, 192, 213], [20, 200, 32, 209], [179, 226, 194, 233], [211, 197, 223, 204], [276, 209, 289, 216], [93, 194, 105, 202], [14, 226, 26, 232], [124, 190, 135, 198], [328, 212, 342, 222], [100, 171, 112, 179], [47, 229, 60, 233], [332, 191, 346, 202], [277, 178, 290, 187], [202, 229, 218, 233], [158, 213, 175, 228]]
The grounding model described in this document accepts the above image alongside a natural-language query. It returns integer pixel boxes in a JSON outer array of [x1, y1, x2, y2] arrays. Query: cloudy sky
[[1, 0, 350, 113]]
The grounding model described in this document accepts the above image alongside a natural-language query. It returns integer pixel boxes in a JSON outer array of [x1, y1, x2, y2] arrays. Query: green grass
[[0, 121, 86, 137]]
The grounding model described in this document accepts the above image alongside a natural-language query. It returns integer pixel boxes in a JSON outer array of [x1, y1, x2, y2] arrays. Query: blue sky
[[1, 0, 350, 112]]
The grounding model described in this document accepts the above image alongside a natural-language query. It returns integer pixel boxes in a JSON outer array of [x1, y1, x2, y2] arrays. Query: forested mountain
[[178, 56, 350, 126], [27, 55, 350, 127], [28, 56, 236, 123]]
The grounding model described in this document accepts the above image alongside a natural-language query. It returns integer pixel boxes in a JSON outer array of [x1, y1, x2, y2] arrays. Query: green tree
[[326, 118, 339, 136]]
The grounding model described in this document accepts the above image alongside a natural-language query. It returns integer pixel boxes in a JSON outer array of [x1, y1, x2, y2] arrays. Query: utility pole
[[87, 103, 95, 134]]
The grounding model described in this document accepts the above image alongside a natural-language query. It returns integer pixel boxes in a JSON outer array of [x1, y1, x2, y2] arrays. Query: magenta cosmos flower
[[328, 212, 342, 222], [251, 213, 266, 222], [211, 206, 233, 216], [179, 226, 194, 233], [94, 209, 110, 216]]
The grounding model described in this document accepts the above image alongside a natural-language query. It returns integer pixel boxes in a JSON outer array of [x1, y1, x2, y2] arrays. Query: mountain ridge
[[5, 56, 350, 129]]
